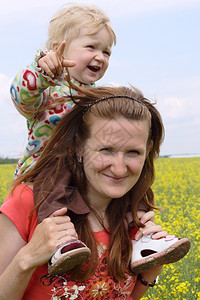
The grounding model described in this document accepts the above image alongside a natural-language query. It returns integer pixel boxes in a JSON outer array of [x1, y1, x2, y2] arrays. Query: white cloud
[[161, 97, 185, 119], [0, 73, 27, 158], [164, 76, 200, 93], [0, 74, 12, 105], [1, 0, 200, 21]]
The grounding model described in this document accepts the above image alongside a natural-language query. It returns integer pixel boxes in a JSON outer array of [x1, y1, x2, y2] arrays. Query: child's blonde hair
[[46, 4, 116, 50]]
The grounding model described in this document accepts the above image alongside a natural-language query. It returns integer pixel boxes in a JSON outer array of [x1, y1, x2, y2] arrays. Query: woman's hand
[[22, 208, 78, 270], [135, 211, 168, 241]]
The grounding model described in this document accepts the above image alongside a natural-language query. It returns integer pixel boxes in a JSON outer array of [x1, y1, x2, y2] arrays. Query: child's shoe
[[131, 234, 191, 274], [48, 239, 91, 275]]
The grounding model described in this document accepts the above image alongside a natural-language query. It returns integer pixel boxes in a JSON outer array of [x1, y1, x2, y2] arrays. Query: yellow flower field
[[0, 157, 200, 299], [0, 164, 16, 204], [143, 157, 200, 300]]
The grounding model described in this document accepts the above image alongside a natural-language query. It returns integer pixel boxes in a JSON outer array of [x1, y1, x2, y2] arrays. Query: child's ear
[[52, 41, 59, 51]]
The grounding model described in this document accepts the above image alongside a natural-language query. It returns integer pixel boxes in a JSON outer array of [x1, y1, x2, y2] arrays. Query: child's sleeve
[[10, 50, 64, 121]]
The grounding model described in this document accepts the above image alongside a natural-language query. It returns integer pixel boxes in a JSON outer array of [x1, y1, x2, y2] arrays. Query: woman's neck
[[87, 187, 111, 212], [86, 188, 111, 232], [87, 211, 109, 232]]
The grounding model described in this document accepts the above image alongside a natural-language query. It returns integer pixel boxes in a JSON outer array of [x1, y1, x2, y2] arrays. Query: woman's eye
[[128, 150, 140, 156], [100, 148, 112, 153]]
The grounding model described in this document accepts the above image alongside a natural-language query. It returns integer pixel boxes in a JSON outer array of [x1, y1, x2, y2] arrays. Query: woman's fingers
[[151, 230, 168, 239], [57, 228, 78, 245], [142, 224, 164, 235], [49, 207, 78, 242], [135, 221, 168, 240], [26, 215, 78, 267], [49, 213, 78, 242], [140, 211, 155, 224], [25, 206, 78, 268]]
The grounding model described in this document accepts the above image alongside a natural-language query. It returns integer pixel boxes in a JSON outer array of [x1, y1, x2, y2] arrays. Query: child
[[10, 4, 116, 177], [10, 4, 190, 277]]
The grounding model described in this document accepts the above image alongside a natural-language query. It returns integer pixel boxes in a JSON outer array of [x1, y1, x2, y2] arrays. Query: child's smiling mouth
[[87, 65, 100, 72]]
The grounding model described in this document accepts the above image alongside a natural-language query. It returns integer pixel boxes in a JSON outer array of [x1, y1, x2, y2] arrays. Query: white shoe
[[131, 234, 191, 274], [48, 239, 91, 276]]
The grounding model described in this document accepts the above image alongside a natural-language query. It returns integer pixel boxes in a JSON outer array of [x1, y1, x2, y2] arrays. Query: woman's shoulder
[[12, 183, 33, 200], [0, 183, 37, 242], [14, 182, 33, 192], [2, 183, 34, 213]]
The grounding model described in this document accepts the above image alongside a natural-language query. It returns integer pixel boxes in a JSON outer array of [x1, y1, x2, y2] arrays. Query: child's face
[[63, 27, 112, 84]]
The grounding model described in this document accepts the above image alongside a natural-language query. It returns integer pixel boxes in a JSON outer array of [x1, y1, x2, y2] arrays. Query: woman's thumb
[[50, 207, 68, 217]]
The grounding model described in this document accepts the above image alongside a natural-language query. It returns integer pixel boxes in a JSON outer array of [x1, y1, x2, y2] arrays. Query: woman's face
[[81, 117, 150, 208]]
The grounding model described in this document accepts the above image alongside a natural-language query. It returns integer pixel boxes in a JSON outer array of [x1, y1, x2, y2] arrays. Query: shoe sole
[[131, 238, 191, 274], [48, 247, 91, 276]]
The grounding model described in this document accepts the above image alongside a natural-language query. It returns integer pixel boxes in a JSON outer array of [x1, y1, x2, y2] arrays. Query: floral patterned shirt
[[10, 50, 94, 177]]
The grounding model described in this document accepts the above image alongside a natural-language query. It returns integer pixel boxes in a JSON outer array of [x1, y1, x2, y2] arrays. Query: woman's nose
[[110, 154, 127, 177]]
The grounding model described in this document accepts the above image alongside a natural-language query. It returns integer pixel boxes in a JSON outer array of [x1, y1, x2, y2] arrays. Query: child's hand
[[58, 41, 77, 69], [38, 41, 76, 78]]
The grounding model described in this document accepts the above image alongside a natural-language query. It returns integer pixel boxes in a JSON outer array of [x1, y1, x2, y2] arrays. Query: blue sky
[[0, 0, 200, 158]]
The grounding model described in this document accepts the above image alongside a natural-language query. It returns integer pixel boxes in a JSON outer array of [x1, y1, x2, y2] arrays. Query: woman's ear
[[76, 155, 83, 164], [52, 41, 59, 51], [75, 144, 84, 164], [146, 140, 153, 158]]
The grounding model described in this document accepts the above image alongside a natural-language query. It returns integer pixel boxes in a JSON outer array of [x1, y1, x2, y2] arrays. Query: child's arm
[[10, 42, 75, 121]]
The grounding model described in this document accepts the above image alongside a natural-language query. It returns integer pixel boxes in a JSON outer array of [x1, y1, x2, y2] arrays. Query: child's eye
[[103, 50, 111, 57], [87, 45, 95, 49]]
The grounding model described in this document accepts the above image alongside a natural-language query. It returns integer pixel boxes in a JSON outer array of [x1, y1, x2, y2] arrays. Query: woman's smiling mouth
[[102, 173, 128, 182]]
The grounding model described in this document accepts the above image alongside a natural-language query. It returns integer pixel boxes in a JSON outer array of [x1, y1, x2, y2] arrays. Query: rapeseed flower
[[0, 158, 199, 299]]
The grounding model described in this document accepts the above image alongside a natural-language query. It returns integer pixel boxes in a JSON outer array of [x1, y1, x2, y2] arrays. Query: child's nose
[[95, 51, 104, 61]]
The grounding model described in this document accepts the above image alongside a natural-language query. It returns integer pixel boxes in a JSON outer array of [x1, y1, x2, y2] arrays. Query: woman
[[0, 84, 170, 299]]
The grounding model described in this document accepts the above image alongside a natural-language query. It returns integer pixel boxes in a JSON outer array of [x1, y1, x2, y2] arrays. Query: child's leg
[[33, 164, 91, 276]]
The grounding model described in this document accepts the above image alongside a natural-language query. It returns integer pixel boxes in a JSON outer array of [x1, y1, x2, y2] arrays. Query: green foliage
[[0, 157, 18, 164]]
